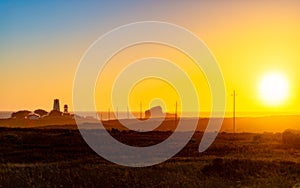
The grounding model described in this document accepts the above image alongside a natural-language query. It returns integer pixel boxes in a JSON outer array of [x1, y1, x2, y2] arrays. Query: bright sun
[[258, 72, 289, 106]]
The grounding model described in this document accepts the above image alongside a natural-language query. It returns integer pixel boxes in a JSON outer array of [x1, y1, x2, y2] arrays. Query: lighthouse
[[64, 104, 68, 113], [53, 99, 60, 112]]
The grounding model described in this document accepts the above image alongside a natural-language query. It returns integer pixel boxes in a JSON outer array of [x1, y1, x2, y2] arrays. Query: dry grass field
[[1, 125, 300, 187]]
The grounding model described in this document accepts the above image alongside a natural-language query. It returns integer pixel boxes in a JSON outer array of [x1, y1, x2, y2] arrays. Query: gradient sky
[[1, 1, 300, 116]]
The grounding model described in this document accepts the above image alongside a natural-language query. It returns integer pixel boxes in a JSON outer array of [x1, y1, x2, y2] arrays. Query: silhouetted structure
[[145, 106, 164, 119], [64, 104, 68, 113], [9, 99, 73, 121], [53, 99, 60, 112]]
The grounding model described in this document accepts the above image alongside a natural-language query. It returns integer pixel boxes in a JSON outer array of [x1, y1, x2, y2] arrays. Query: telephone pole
[[174, 101, 178, 127], [116, 107, 118, 119], [175, 101, 178, 122], [140, 102, 142, 120], [232, 90, 236, 133], [127, 106, 129, 119]]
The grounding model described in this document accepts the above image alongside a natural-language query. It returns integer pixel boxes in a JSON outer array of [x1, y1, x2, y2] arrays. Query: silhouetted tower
[[53, 99, 60, 112], [64, 104, 68, 113]]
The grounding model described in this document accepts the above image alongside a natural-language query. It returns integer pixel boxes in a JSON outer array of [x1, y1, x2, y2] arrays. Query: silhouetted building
[[145, 106, 164, 118], [64, 104, 68, 113], [145, 106, 175, 119], [53, 99, 60, 112], [63, 104, 70, 116]]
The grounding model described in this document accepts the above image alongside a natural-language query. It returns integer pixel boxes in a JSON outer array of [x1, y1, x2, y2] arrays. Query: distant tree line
[[11, 110, 31, 119], [11, 109, 48, 119], [34, 109, 48, 116]]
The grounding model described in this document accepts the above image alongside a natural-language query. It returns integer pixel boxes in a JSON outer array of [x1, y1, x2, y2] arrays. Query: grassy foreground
[[1, 127, 300, 187]]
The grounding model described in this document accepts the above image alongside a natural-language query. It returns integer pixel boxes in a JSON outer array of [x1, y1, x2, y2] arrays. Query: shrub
[[282, 129, 300, 149]]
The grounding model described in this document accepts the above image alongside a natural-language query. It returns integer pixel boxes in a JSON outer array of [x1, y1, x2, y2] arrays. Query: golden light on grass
[[258, 72, 289, 106]]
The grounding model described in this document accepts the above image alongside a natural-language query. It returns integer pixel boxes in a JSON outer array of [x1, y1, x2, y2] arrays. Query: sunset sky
[[1, 1, 300, 116]]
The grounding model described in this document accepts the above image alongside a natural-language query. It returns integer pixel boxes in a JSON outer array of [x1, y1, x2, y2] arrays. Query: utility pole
[[127, 106, 129, 119], [116, 107, 118, 119], [108, 108, 110, 121], [140, 102, 142, 120], [232, 90, 236, 133], [174, 101, 178, 127], [175, 101, 178, 122]]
